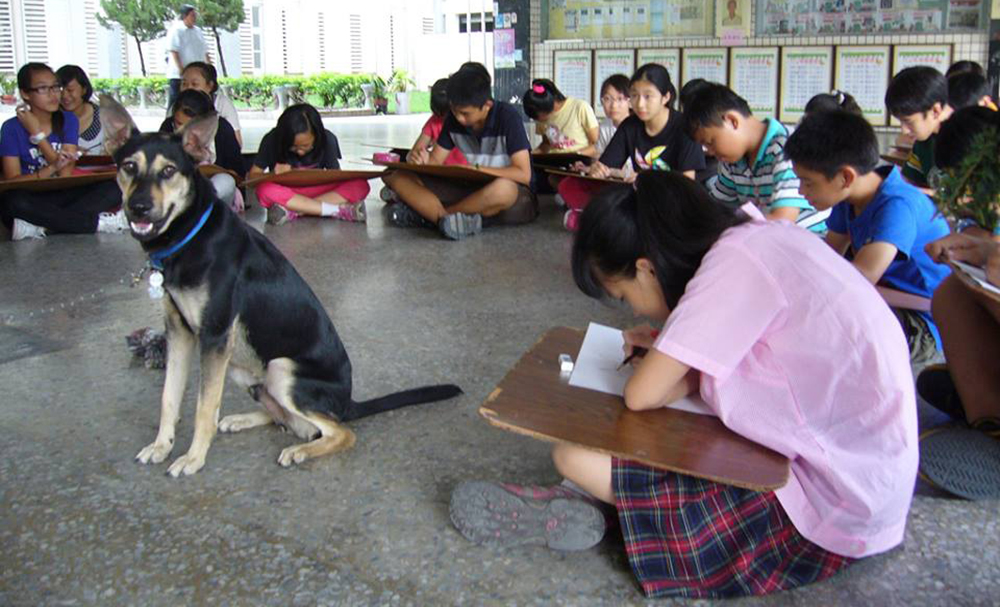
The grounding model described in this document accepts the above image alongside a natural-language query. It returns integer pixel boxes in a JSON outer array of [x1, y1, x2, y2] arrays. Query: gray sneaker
[[266, 205, 298, 226], [11, 218, 46, 241], [384, 202, 434, 229], [439, 212, 483, 241], [449, 481, 605, 551]]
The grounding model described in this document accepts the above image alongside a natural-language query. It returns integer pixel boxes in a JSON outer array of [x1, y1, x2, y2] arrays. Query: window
[[252, 33, 261, 69], [458, 12, 493, 33], [251, 6, 259, 28]]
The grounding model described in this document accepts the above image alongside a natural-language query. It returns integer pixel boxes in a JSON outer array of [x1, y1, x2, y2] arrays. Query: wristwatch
[[29, 132, 46, 145]]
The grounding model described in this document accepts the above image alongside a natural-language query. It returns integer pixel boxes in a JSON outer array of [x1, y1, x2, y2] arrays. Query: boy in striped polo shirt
[[685, 83, 825, 232]]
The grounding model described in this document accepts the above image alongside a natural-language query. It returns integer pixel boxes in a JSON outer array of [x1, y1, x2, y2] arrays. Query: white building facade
[[0, 0, 494, 88]]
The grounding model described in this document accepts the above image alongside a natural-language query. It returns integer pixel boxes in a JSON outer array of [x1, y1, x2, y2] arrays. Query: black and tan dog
[[101, 99, 461, 477]]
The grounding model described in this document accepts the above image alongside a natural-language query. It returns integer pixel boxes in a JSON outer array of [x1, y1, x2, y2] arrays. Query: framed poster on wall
[[553, 50, 593, 109], [681, 47, 729, 86], [729, 47, 779, 118], [779, 46, 834, 123], [835, 45, 891, 126], [637, 48, 681, 88], [593, 49, 636, 117], [892, 44, 953, 75]]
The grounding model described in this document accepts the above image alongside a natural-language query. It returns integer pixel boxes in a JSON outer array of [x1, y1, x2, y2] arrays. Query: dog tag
[[148, 270, 164, 300]]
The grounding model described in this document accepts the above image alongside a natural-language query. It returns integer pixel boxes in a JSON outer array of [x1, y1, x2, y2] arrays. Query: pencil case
[[374, 152, 400, 163]]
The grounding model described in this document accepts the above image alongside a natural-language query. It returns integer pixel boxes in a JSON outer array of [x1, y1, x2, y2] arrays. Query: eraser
[[373, 152, 400, 163], [558, 353, 574, 373]]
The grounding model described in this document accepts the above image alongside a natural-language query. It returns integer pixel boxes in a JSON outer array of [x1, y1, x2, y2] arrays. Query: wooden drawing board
[[530, 152, 593, 170], [542, 167, 628, 185], [374, 161, 494, 183], [479, 327, 790, 491], [244, 168, 385, 188], [0, 171, 117, 194]]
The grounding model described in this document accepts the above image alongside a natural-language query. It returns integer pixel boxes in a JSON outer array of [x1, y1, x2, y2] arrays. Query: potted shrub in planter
[[389, 68, 416, 115], [0, 73, 17, 105], [370, 75, 389, 115]]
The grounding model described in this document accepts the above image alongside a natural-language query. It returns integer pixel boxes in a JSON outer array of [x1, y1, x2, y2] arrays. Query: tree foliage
[[98, 0, 173, 77], [196, 0, 245, 77]]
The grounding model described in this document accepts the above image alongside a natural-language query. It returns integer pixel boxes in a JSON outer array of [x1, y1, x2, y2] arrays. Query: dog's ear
[[179, 113, 219, 165], [99, 94, 139, 157]]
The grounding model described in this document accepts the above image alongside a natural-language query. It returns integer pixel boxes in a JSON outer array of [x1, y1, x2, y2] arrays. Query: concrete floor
[[1, 115, 998, 606]]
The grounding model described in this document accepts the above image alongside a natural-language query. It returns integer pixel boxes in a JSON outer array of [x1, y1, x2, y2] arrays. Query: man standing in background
[[166, 4, 209, 109]]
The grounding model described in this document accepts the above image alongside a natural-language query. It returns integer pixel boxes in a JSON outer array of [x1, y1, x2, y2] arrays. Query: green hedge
[[93, 73, 380, 110]]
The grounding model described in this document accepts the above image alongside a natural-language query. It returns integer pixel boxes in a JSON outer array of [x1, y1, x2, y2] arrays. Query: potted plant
[[935, 127, 1000, 236], [370, 75, 389, 115], [388, 68, 416, 115], [0, 73, 17, 105]]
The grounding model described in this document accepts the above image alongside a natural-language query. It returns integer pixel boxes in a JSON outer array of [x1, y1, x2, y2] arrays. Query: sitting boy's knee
[[931, 274, 965, 318]]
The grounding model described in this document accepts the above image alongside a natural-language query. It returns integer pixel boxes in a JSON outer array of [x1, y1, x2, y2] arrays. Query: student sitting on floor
[[946, 71, 997, 111], [159, 89, 244, 213], [56, 64, 106, 155], [885, 66, 954, 196], [380, 63, 537, 241], [248, 103, 369, 225], [785, 110, 951, 363], [918, 232, 1000, 500], [405, 78, 466, 166], [523, 78, 599, 156], [180, 61, 244, 148], [685, 82, 823, 231], [450, 172, 917, 599], [587, 63, 704, 183], [804, 89, 862, 116], [0, 62, 126, 240], [557, 73, 632, 230]]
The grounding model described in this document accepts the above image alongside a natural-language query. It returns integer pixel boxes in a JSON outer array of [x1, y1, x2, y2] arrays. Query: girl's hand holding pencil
[[619, 325, 661, 370]]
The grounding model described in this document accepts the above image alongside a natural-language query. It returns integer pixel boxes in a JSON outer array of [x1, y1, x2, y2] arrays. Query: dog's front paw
[[136, 440, 173, 464], [277, 445, 310, 467], [166, 452, 206, 477], [218, 412, 269, 434]]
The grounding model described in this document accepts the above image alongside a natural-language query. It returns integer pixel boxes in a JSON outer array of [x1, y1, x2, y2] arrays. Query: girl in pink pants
[[247, 103, 370, 225]]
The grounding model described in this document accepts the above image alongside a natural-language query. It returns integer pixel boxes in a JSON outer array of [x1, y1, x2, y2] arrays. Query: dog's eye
[[159, 166, 177, 179], [120, 161, 137, 175]]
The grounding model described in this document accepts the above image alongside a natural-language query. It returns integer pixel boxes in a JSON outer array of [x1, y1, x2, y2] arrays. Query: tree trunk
[[213, 27, 227, 77], [134, 35, 147, 77]]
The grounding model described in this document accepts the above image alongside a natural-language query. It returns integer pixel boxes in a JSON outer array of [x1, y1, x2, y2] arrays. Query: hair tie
[[533, 84, 546, 94]]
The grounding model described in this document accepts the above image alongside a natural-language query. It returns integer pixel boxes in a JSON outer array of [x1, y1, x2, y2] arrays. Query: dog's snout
[[128, 197, 153, 218]]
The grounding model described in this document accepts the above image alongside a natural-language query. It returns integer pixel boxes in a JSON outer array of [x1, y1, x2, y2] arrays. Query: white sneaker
[[11, 218, 46, 241], [554, 193, 567, 208], [97, 209, 129, 233]]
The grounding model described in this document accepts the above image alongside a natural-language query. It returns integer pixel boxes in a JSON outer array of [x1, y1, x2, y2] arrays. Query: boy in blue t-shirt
[[786, 110, 951, 363], [381, 63, 537, 240]]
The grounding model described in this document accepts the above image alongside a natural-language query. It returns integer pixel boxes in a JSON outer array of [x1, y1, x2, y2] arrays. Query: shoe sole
[[920, 427, 1000, 500], [266, 205, 289, 226], [449, 481, 605, 551]]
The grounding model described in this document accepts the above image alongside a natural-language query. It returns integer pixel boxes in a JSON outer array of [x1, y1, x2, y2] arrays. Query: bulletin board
[[835, 45, 891, 126], [637, 48, 682, 87], [757, 0, 985, 37], [546, 1, 715, 40], [681, 47, 729, 86], [779, 46, 834, 123], [729, 47, 780, 117], [892, 44, 952, 74], [554, 50, 594, 108], [593, 49, 636, 116]]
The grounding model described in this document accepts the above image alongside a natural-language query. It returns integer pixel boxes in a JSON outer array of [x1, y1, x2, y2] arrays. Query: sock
[[320, 202, 340, 217]]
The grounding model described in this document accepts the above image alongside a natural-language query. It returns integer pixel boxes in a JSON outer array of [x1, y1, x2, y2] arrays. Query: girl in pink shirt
[[451, 171, 918, 599]]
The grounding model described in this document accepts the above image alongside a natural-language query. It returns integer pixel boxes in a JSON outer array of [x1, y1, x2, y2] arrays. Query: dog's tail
[[340, 384, 463, 421]]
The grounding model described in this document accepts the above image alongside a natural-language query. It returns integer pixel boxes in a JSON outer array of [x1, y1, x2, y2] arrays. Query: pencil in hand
[[617, 346, 648, 371]]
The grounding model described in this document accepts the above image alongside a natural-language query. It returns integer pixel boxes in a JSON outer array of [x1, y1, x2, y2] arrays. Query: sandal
[[449, 481, 606, 551]]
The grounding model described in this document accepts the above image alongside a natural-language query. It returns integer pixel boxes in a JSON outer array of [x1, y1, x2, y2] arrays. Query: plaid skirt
[[612, 458, 854, 599]]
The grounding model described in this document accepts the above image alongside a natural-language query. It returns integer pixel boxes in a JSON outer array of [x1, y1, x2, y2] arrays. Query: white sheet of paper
[[568, 322, 713, 416], [953, 260, 1000, 296]]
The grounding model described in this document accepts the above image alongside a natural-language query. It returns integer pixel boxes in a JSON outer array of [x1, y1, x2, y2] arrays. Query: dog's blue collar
[[148, 204, 215, 271]]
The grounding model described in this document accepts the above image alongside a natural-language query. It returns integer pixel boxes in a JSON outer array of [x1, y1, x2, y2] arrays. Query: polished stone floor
[[0, 115, 998, 606]]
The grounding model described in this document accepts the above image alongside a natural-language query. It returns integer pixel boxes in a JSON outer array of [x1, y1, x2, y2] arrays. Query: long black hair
[[17, 62, 64, 139], [161, 89, 216, 134], [572, 171, 747, 308], [274, 103, 327, 166], [56, 64, 94, 102], [522, 78, 566, 120]]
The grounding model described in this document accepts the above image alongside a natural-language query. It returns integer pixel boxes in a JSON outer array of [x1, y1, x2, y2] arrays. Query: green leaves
[[935, 127, 1000, 233], [194, 0, 244, 32], [97, 0, 172, 44]]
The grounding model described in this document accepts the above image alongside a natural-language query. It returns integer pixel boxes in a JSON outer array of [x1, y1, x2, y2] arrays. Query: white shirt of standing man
[[166, 5, 209, 79]]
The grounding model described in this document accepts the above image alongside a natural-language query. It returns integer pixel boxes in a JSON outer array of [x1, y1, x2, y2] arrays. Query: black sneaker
[[917, 365, 966, 421], [384, 202, 434, 229], [439, 212, 483, 241]]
